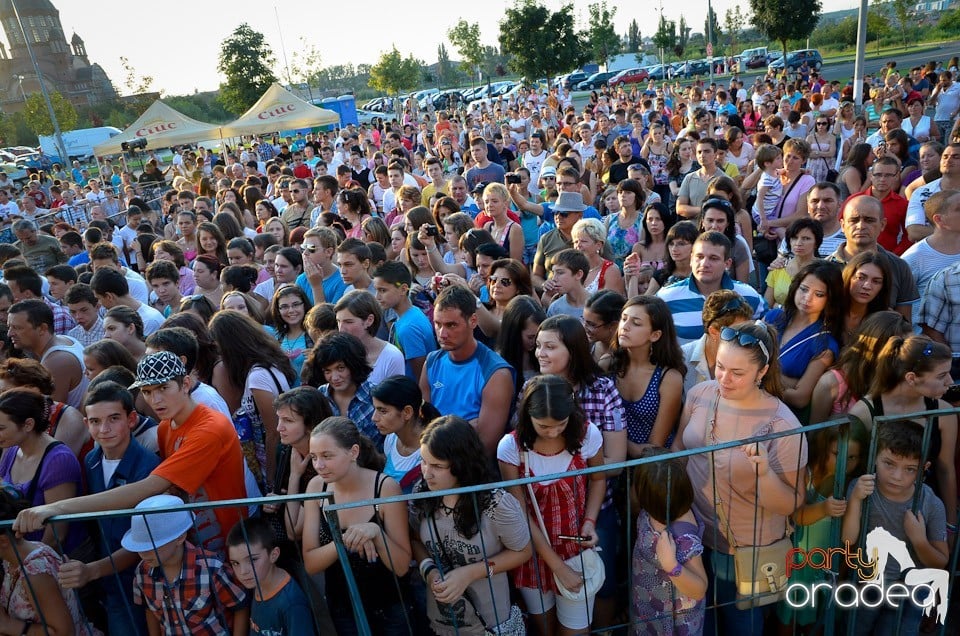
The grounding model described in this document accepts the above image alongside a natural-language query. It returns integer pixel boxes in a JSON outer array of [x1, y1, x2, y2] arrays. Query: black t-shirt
[[497, 148, 517, 170], [277, 151, 293, 163], [607, 156, 650, 185]]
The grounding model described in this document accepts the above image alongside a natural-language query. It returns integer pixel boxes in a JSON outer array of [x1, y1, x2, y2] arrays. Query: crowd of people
[[0, 55, 954, 636]]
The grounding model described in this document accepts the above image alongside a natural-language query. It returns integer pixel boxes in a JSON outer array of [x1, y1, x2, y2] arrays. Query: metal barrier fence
[[0, 410, 954, 635]]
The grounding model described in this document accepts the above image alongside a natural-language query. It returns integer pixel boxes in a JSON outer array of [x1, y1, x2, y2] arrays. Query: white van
[[39, 126, 122, 161]]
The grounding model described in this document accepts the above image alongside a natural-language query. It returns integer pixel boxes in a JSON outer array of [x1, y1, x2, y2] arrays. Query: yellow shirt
[[421, 182, 450, 207]]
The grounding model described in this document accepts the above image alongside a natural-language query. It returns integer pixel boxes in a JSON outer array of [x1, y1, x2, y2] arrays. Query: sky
[[36, 0, 861, 97]]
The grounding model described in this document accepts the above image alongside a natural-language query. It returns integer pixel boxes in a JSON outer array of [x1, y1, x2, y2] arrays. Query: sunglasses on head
[[720, 324, 769, 364]]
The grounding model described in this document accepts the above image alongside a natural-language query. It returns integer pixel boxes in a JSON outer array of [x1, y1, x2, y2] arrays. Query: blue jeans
[[702, 547, 768, 634], [850, 589, 923, 636]]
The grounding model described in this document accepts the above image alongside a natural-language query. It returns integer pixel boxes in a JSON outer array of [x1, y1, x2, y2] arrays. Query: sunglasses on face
[[720, 326, 769, 364], [489, 277, 513, 287], [301, 244, 318, 253]]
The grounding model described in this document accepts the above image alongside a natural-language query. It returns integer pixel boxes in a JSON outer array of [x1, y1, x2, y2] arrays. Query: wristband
[[583, 517, 596, 526], [667, 563, 683, 577], [422, 564, 439, 580], [419, 558, 435, 578]]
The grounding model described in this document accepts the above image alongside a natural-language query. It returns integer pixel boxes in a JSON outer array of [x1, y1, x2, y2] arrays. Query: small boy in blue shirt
[[227, 518, 316, 636]]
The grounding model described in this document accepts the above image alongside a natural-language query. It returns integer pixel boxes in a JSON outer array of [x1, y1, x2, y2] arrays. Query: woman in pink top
[[673, 320, 806, 634]]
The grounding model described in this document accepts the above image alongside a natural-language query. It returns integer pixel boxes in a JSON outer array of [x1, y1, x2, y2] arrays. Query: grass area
[[817, 40, 950, 64]]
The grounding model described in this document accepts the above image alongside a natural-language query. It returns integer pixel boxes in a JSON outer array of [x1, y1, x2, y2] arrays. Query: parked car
[[15, 152, 62, 171], [563, 71, 589, 90], [608, 67, 649, 86], [576, 71, 616, 90], [431, 90, 464, 110], [769, 49, 823, 72], [0, 163, 28, 183], [646, 64, 670, 81], [676, 60, 711, 78], [355, 109, 383, 125]]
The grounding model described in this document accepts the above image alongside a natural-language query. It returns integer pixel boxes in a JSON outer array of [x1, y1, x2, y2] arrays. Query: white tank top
[[40, 337, 88, 410]]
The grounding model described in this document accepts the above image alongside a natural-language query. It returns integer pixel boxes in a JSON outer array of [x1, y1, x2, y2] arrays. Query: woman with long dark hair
[[267, 284, 314, 380], [209, 310, 295, 491], [495, 295, 546, 385], [412, 416, 530, 634], [644, 221, 698, 295], [763, 261, 844, 420], [371, 375, 440, 494], [841, 251, 892, 345], [839, 142, 874, 201]]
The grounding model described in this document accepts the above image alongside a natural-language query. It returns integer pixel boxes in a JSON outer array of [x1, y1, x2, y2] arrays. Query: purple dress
[[632, 510, 705, 636]]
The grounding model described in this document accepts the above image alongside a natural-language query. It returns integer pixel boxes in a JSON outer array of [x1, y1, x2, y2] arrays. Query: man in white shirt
[[819, 84, 840, 119], [906, 143, 960, 242], [0, 188, 21, 222], [523, 132, 549, 197], [573, 124, 597, 162], [508, 107, 527, 144], [901, 189, 960, 306], [90, 267, 165, 336]]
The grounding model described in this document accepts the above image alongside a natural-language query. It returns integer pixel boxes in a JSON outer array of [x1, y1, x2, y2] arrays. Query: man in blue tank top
[[420, 286, 515, 458]]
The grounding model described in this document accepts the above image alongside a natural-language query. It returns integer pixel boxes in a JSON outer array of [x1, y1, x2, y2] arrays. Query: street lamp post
[[15, 74, 25, 101], [10, 0, 68, 162]]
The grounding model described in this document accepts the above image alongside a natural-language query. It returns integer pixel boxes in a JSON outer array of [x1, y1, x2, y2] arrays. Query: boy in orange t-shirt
[[13, 351, 246, 556]]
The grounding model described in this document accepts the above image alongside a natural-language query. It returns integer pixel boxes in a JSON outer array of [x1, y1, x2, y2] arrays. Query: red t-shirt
[[153, 404, 246, 555]]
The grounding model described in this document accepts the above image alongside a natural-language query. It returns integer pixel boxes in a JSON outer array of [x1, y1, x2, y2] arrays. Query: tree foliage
[[749, 0, 822, 61], [890, 0, 912, 48], [216, 23, 278, 115], [499, 0, 585, 81], [652, 16, 676, 59], [448, 20, 485, 75], [627, 19, 641, 53], [939, 6, 960, 32], [585, 2, 620, 67], [675, 16, 692, 58], [437, 44, 453, 86], [369, 46, 422, 95], [288, 40, 323, 92], [724, 7, 746, 51], [23, 91, 77, 137], [704, 6, 722, 48]]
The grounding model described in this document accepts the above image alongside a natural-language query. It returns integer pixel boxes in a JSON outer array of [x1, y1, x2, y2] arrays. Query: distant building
[[914, 0, 952, 11], [0, 0, 116, 113]]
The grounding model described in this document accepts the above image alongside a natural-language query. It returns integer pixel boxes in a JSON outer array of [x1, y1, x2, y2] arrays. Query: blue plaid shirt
[[319, 381, 382, 451]]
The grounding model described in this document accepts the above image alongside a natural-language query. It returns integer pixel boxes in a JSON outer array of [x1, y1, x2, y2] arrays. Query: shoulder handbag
[[522, 450, 605, 602], [426, 514, 525, 636], [704, 394, 792, 610]]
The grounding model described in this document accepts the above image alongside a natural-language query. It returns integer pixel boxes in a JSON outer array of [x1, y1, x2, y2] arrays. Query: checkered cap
[[129, 351, 187, 390]]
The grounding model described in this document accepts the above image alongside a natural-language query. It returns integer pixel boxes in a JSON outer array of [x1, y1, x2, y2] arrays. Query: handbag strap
[[25, 440, 64, 503], [772, 174, 802, 219], [778, 330, 830, 360], [703, 395, 740, 549], [522, 450, 551, 543]]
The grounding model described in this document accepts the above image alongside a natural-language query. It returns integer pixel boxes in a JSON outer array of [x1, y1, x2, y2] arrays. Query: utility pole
[[707, 0, 715, 84], [853, 0, 868, 109], [11, 0, 67, 162]]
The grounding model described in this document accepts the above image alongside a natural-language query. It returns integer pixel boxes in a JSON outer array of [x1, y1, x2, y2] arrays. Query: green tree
[[939, 6, 960, 32], [437, 44, 453, 86], [22, 91, 77, 137], [585, 2, 620, 67], [499, 0, 586, 82], [675, 15, 691, 58], [369, 46, 422, 95], [288, 40, 323, 96], [627, 19, 641, 53], [704, 6, 722, 48], [652, 15, 676, 61], [750, 0, 821, 63], [448, 20, 485, 79], [891, 0, 911, 48], [216, 23, 278, 115], [724, 6, 745, 51]]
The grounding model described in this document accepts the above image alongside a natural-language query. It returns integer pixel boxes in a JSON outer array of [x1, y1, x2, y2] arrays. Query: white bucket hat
[[121, 494, 194, 552]]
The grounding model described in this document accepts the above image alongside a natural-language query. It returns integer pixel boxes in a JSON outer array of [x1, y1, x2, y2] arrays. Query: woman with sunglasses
[[681, 290, 756, 395], [806, 116, 837, 183], [468, 258, 532, 340], [763, 261, 843, 421], [845, 336, 957, 535], [673, 320, 806, 634], [267, 285, 314, 381]]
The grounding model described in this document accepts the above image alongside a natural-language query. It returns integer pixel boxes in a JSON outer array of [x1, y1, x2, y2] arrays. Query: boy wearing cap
[[124, 494, 249, 636], [226, 518, 315, 636], [14, 352, 247, 557], [58, 381, 160, 636]]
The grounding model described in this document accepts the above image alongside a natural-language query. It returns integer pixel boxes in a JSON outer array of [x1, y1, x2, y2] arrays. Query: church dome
[[0, 0, 58, 16]]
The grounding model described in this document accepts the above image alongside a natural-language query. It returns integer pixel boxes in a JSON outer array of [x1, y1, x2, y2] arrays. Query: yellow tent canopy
[[93, 100, 221, 156], [218, 83, 339, 137]]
